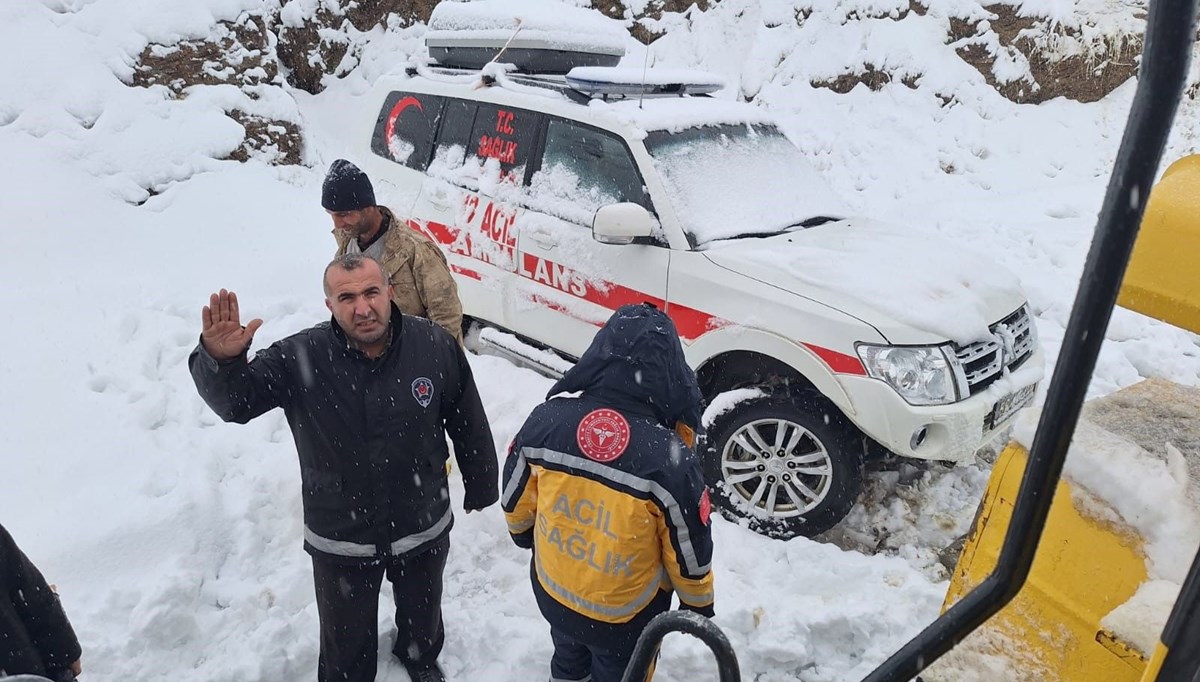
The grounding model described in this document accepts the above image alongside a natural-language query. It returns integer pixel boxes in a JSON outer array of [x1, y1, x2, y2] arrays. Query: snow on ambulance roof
[[426, 0, 627, 56]]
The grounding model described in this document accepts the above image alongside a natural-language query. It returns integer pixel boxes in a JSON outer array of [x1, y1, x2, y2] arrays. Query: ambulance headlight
[[856, 344, 957, 406]]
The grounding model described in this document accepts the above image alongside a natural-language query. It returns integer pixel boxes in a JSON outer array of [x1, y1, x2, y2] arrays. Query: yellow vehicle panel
[[1119, 154, 1200, 334], [928, 442, 1149, 681], [922, 152, 1200, 681]]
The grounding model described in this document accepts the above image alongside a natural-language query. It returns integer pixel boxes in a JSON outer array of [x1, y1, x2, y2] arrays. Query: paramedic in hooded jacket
[[502, 304, 715, 682], [189, 254, 497, 682]]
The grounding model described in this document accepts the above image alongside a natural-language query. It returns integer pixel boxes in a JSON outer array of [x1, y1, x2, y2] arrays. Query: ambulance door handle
[[427, 189, 451, 210], [529, 232, 557, 249]]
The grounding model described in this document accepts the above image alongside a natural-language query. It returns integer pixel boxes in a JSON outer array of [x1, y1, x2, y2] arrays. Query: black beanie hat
[[322, 159, 376, 211]]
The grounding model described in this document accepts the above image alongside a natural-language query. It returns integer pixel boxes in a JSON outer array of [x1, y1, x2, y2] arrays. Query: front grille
[[952, 305, 1036, 397]]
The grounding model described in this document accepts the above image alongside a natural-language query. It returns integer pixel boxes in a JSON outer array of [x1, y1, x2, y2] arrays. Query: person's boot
[[402, 659, 446, 682]]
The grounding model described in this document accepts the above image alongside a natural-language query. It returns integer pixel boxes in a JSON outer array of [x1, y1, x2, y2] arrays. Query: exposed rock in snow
[[131, 13, 302, 164], [124, 0, 1167, 169], [947, 1, 1144, 104]]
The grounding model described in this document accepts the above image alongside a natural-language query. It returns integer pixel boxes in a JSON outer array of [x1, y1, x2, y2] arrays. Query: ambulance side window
[[467, 103, 538, 177], [430, 98, 477, 173], [527, 119, 652, 227], [371, 92, 443, 170]]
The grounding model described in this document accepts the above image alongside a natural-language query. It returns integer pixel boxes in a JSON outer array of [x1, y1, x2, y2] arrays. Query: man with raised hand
[[189, 254, 497, 682]]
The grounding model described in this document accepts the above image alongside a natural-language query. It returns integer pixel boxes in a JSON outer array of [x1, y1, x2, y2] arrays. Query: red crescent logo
[[384, 96, 424, 153]]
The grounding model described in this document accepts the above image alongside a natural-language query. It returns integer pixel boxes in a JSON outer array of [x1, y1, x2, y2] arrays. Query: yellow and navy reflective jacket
[[502, 304, 714, 626]]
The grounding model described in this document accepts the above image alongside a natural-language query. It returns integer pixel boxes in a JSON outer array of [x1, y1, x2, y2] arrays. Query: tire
[[702, 392, 865, 539]]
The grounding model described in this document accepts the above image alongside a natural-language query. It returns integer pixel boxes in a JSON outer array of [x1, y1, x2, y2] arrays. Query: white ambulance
[[351, 2, 1043, 538]]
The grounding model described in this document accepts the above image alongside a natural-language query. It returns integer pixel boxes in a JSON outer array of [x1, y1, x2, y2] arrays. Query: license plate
[[987, 383, 1037, 431]]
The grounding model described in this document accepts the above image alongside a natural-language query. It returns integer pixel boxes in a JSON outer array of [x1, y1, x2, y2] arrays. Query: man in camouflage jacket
[[324, 158, 464, 344]]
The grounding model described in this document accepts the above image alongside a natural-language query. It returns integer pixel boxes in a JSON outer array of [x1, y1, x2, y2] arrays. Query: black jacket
[[0, 523, 80, 679], [190, 308, 498, 562]]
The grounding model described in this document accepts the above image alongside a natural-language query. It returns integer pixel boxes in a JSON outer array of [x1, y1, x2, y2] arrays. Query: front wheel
[[702, 392, 865, 539]]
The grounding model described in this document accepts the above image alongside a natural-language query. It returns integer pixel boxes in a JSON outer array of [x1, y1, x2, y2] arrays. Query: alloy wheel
[[719, 417, 834, 517]]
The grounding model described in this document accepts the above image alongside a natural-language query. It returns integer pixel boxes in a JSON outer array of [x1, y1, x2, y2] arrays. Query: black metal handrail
[[861, 1, 1200, 680], [1153, 547, 1200, 680], [620, 611, 741, 682]]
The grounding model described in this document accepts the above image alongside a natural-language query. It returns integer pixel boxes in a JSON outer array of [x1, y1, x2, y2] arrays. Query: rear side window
[[371, 91, 442, 170], [431, 98, 477, 171], [468, 103, 538, 176]]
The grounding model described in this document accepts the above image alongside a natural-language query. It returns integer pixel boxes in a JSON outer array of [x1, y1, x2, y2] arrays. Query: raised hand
[[201, 289, 264, 361]]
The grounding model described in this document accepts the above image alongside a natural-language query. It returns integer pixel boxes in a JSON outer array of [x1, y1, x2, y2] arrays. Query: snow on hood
[[425, 0, 627, 55], [703, 218, 1027, 345]]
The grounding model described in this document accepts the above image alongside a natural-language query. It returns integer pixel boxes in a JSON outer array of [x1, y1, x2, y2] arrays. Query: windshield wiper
[[709, 216, 844, 243], [786, 215, 842, 230]]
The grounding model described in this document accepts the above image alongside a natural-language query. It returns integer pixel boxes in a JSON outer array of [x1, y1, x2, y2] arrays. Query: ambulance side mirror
[[593, 203, 656, 245]]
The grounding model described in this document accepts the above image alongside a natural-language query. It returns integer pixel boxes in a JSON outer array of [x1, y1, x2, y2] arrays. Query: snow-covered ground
[[2, 1, 1199, 681]]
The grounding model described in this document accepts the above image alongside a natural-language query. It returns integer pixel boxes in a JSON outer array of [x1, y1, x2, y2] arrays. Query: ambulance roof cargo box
[[425, 0, 627, 74]]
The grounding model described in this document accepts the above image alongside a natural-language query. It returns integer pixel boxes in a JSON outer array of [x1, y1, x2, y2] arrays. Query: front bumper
[[837, 347, 1045, 463]]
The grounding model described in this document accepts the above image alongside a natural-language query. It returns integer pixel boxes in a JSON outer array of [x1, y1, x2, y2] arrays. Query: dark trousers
[[549, 627, 657, 682], [311, 536, 448, 682]]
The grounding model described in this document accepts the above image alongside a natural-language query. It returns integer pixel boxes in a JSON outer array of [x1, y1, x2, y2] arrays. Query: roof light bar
[[565, 67, 725, 97]]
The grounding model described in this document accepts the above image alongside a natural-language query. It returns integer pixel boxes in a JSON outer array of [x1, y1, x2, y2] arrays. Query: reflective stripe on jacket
[[503, 396, 714, 625], [189, 309, 497, 561]]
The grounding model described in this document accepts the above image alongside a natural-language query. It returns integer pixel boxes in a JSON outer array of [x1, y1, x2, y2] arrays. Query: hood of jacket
[[548, 304, 703, 430]]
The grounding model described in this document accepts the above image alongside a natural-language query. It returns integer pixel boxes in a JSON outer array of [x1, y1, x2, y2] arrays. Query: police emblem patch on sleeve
[[412, 377, 435, 408], [577, 408, 631, 462]]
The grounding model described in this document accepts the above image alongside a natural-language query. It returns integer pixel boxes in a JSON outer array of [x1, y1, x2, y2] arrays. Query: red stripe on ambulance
[[802, 343, 866, 375], [451, 264, 483, 281], [409, 218, 866, 373]]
